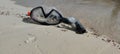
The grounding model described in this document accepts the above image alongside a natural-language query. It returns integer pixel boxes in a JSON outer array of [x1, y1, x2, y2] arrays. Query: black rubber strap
[[38, 6, 63, 18], [37, 6, 46, 18], [46, 9, 63, 18]]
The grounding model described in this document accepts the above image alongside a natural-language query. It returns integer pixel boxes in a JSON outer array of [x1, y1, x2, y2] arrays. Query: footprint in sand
[[0, 10, 10, 15], [24, 35, 37, 44]]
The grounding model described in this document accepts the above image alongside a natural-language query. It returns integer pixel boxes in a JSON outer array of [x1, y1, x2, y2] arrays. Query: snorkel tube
[[62, 17, 87, 34]]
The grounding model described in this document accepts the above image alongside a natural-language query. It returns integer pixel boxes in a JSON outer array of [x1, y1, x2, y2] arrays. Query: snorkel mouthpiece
[[67, 17, 87, 34]]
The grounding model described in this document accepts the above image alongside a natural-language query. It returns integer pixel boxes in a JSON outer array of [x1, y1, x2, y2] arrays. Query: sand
[[0, 0, 120, 54], [11, 0, 120, 42]]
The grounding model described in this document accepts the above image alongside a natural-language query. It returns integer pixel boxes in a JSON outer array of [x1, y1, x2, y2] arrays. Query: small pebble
[[107, 39, 111, 42], [112, 40, 115, 42], [102, 38, 105, 41]]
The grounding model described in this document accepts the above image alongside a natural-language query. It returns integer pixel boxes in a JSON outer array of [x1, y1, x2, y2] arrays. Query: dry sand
[[11, 0, 120, 42], [0, 0, 120, 54]]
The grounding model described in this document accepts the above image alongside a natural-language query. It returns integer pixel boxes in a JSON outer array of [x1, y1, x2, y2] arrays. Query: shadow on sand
[[22, 17, 42, 25], [22, 18, 76, 32]]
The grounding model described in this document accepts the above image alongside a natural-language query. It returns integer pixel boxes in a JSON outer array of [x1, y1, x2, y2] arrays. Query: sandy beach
[[11, 0, 120, 42], [0, 0, 120, 54]]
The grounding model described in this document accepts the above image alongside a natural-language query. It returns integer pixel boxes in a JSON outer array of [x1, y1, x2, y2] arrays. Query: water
[[11, 0, 120, 43]]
